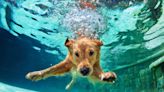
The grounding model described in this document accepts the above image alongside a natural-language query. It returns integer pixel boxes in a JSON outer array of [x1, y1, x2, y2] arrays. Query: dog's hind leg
[[66, 78, 76, 90], [65, 69, 77, 90]]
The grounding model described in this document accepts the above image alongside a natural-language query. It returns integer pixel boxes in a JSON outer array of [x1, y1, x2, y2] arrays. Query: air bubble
[[62, 7, 106, 39]]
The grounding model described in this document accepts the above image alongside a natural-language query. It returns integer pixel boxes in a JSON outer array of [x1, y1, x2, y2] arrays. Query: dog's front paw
[[101, 72, 117, 83], [26, 71, 44, 81]]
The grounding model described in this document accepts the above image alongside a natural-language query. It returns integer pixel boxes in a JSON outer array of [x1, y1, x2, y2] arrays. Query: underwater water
[[0, 0, 164, 92]]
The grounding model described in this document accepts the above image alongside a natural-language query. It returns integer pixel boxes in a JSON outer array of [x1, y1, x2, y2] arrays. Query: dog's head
[[65, 37, 103, 76]]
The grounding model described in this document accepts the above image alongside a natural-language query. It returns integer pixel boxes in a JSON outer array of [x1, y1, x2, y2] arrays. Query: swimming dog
[[26, 37, 116, 90]]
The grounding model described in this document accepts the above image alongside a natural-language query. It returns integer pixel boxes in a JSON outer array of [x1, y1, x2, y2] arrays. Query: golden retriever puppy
[[26, 37, 116, 90]]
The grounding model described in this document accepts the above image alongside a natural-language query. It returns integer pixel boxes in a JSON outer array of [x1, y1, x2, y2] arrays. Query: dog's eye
[[89, 50, 94, 56], [75, 52, 79, 57]]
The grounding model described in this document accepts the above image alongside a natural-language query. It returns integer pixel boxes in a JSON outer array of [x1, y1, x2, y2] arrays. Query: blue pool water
[[0, 0, 164, 92]]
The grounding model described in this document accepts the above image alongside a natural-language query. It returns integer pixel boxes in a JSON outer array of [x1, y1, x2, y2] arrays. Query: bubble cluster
[[62, 7, 106, 39]]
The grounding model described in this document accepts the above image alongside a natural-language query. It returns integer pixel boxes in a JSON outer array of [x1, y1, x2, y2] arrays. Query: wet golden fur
[[26, 37, 116, 90]]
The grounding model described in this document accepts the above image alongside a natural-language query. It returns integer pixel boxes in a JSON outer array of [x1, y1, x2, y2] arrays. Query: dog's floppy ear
[[65, 38, 74, 47], [94, 40, 103, 46]]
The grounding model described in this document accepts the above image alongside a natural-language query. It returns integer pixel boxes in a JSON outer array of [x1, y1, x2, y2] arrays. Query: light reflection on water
[[0, 0, 163, 92]]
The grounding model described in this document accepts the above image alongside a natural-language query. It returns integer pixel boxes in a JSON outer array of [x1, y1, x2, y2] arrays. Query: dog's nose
[[80, 67, 90, 76]]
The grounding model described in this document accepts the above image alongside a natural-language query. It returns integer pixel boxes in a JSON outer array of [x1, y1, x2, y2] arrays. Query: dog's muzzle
[[80, 67, 90, 76]]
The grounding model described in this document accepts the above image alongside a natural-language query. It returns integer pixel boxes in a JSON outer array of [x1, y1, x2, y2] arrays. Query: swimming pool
[[0, 0, 163, 92]]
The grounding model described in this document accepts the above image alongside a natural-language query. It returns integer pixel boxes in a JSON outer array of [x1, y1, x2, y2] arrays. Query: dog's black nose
[[80, 67, 90, 76]]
